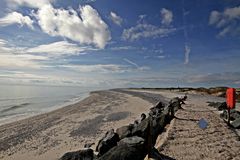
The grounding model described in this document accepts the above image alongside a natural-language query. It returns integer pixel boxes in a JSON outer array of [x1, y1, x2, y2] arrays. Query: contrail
[[123, 58, 139, 68], [182, 0, 191, 64]]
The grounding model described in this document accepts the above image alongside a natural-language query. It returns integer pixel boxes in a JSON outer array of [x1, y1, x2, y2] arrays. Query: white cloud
[[27, 41, 95, 55], [161, 8, 173, 26], [209, 11, 221, 25], [187, 72, 240, 84], [0, 54, 44, 69], [110, 46, 136, 50], [122, 23, 176, 41], [0, 12, 34, 29], [35, 5, 111, 48], [61, 64, 127, 73], [62, 62, 150, 73], [209, 6, 240, 36], [0, 38, 47, 69], [184, 44, 191, 64], [6, 0, 54, 8], [122, 10, 175, 41], [109, 12, 123, 26], [157, 55, 165, 59]]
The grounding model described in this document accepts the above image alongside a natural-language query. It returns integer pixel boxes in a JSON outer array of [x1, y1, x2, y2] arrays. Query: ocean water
[[0, 84, 91, 125]]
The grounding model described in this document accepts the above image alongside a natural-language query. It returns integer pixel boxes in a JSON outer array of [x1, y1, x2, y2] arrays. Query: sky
[[0, 0, 240, 88]]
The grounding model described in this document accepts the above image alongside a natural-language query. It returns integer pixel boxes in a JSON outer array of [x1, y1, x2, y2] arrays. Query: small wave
[[0, 103, 31, 113]]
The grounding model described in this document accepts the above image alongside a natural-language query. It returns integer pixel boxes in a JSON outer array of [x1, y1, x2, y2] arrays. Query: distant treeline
[[129, 87, 240, 102]]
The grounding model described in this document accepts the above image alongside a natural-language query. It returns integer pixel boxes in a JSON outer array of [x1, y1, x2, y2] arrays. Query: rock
[[149, 106, 162, 118], [169, 97, 181, 109], [131, 117, 149, 139], [84, 143, 95, 148], [59, 148, 94, 160], [148, 147, 165, 159], [220, 110, 240, 121], [116, 125, 133, 139], [98, 145, 146, 160], [140, 113, 146, 121], [231, 118, 240, 128], [155, 101, 165, 109], [208, 102, 227, 111], [118, 136, 145, 149], [231, 110, 240, 120], [218, 102, 227, 111], [96, 129, 120, 156]]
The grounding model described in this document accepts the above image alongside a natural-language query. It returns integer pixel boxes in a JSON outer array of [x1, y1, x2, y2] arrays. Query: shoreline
[[0, 89, 153, 160], [0, 91, 90, 127]]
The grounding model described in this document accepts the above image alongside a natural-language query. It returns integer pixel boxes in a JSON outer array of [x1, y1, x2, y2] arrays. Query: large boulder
[[118, 136, 145, 149], [97, 144, 146, 160], [98, 136, 146, 160], [116, 125, 133, 139], [96, 129, 120, 156], [131, 117, 149, 139], [59, 149, 94, 160]]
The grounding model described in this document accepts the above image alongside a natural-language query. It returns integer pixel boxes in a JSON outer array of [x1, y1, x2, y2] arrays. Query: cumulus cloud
[[109, 12, 123, 26], [27, 41, 95, 55], [0, 12, 34, 29], [6, 0, 54, 8], [35, 5, 111, 48], [209, 6, 240, 36], [161, 8, 173, 26]]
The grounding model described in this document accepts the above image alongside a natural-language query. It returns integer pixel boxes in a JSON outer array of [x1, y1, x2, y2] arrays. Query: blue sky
[[0, 0, 239, 88]]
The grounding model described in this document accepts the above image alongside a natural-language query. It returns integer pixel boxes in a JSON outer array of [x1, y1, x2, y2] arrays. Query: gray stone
[[231, 118, 240, 128], [220, 110, 240, 121], [98, 142, 146, 160], [118, 136, 145, 148], [59, 148, 94, 160], [96, 129, 120, 156], [116, 125, 132, 139], [131, 117, 149, 139]]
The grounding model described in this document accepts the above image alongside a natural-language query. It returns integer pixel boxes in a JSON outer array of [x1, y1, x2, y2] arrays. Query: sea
[[0, 84, 93, 125]]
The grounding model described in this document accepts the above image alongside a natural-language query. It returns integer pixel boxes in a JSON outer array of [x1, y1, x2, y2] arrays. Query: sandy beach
[[0, 90, 154, 160], [0, 89, 240, 160]]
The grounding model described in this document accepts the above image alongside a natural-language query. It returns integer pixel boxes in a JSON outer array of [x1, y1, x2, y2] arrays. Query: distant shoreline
[[0, 91, 90, 126]]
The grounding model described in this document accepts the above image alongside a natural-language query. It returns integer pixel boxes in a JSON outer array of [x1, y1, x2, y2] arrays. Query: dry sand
[[0, 89, 239, 160], [153, 90, 240, 160]]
